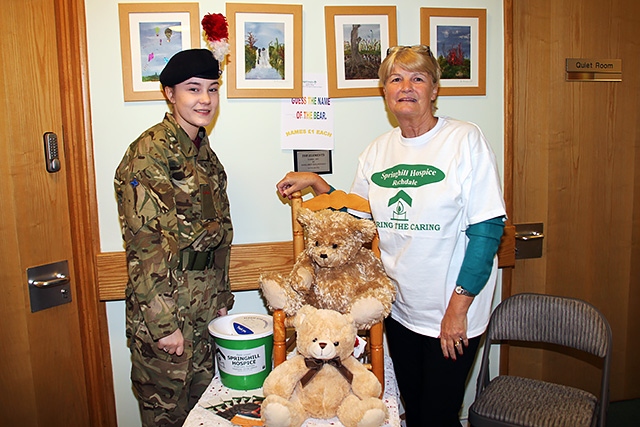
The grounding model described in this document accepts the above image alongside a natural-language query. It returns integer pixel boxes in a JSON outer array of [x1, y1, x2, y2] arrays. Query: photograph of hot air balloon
[[118, 3, 200, 101], [420, 8, 486, 96], [226, 3, 302, 98]]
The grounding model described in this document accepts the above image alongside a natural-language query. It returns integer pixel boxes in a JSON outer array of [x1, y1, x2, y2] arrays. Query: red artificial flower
[[202, 13, 228, 42]]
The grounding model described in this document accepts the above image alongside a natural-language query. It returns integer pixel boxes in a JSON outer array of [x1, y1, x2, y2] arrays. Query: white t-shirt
[[350, 117, 506, 338]]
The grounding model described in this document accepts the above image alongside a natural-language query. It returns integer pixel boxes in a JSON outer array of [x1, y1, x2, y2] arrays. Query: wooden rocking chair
[[272, 189, 386, 390]]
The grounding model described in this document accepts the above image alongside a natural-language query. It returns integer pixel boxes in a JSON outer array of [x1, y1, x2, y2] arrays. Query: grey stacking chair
[[468, 293, 612, 427]]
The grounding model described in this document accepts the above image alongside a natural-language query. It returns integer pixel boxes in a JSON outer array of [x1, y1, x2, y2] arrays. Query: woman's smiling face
[[164, 77, 220, 139], [383, 65, 438, 122]]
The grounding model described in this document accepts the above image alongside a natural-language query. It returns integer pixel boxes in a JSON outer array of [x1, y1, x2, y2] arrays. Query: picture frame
[[118, 3, 201, 102], [324, 6, 397, 98], [226, 3, 302, 98], [420, 8, 486, 96]]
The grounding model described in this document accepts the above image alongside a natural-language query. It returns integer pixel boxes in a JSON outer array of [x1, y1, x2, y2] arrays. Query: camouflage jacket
[[115, 113, 233, 340]]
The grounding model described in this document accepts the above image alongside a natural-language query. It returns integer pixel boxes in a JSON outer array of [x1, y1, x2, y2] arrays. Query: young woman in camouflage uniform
[[115, 49, 234, 427]]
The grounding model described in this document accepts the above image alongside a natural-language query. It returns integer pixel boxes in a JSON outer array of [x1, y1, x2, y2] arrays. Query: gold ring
[[454, 341, 461, 347]]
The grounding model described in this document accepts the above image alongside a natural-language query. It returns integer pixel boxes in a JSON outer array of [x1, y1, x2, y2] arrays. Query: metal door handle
[[29, 273, 70, 288], [515, 230, 544, 241], [27, 260, 72, 312]]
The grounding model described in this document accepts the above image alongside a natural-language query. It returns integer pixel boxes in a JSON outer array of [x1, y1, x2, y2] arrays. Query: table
[[184, 355, 401, 427]]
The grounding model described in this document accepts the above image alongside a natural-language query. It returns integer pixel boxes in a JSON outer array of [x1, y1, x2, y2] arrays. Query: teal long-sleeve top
[[456, 216, 506, 295]]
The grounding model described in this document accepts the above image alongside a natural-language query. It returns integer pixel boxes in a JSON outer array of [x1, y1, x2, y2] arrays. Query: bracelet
[[455, 285, 476, 297]]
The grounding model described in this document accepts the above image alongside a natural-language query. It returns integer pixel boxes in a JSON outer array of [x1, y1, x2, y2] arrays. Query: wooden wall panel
[[97, 242, 295, 300], [97, 226, 515, 301]]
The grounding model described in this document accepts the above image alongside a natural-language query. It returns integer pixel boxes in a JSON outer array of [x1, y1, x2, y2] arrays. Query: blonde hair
[[378, 46, 441, 86]]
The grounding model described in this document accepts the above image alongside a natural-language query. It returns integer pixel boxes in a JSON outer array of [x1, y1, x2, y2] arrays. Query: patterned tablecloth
[[184, 355, 401, 427]]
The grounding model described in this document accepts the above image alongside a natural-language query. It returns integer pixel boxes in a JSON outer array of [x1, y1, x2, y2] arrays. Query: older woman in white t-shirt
[[276, 45, 506, 427]]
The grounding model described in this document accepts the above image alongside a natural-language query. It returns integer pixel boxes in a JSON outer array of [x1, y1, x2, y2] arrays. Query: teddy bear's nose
[[319, 342, 327, 349], [320, 253, 328, 259]]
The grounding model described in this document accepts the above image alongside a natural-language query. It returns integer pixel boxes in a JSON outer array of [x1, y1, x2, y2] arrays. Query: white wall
[[85, 0, 504, 425]]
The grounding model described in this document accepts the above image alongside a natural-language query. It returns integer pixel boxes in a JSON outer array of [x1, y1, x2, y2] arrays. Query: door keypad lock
[[44, 131, 61, 173]]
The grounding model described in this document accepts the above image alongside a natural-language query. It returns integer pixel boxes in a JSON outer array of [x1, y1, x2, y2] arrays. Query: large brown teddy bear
[[261, 305, 387, 427], [259, 207, 395, 329]]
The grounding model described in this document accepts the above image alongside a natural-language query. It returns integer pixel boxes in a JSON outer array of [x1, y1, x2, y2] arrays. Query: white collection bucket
[[208, 313, 273, 390]]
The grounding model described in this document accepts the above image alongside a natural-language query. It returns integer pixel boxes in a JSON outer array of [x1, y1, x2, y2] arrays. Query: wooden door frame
[[503, 0, 514, 292], [55, 0, 117, 425], [501, 0, 514, 373]]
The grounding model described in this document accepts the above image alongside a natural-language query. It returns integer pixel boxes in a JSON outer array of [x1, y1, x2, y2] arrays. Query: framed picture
[[325, 6, 397, 98], [118, 3, 201, 102], [420, 8, 486, 96], [226, 3, 302, 98]]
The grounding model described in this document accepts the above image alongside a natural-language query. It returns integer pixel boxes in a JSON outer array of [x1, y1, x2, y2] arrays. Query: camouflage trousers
[[127, 268, 226, 427]]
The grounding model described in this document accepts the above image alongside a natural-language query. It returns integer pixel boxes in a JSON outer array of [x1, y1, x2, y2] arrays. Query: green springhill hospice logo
[[372, 165, 445, 230], [371, 164, 444, 188]]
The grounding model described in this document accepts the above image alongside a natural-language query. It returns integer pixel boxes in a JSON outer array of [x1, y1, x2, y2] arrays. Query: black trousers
[[385, 316, 481, 427]]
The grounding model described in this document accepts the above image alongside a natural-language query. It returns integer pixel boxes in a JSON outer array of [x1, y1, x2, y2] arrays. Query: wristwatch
[[455, 285, 475, 297]]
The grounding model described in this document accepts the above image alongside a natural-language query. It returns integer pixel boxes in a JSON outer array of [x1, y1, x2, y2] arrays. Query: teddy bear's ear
[[296, 207, 315, 227], [355, 218, 377, 243], [294, 304, 317, 328], [344, 311, 355, 327]]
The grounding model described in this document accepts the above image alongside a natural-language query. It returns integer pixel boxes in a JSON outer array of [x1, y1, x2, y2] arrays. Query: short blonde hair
[[378, 45, 441, 86]]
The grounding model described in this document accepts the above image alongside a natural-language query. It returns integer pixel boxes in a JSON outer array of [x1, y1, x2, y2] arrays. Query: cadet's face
[[164, 77, 219, 139]]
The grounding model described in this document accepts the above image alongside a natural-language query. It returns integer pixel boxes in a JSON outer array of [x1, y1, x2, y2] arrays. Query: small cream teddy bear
[[261, 306, 387, 427]]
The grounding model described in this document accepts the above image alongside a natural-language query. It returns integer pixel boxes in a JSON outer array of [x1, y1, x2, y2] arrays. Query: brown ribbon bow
[[301, 357, 354, 387]]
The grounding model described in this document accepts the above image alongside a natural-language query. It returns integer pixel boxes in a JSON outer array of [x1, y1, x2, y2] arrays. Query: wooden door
[[507, 0, 640, 401], [0, 0, 114, 425]]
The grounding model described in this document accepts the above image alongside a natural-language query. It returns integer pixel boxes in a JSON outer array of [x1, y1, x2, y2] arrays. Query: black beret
[[159, 49, 220, 87]]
